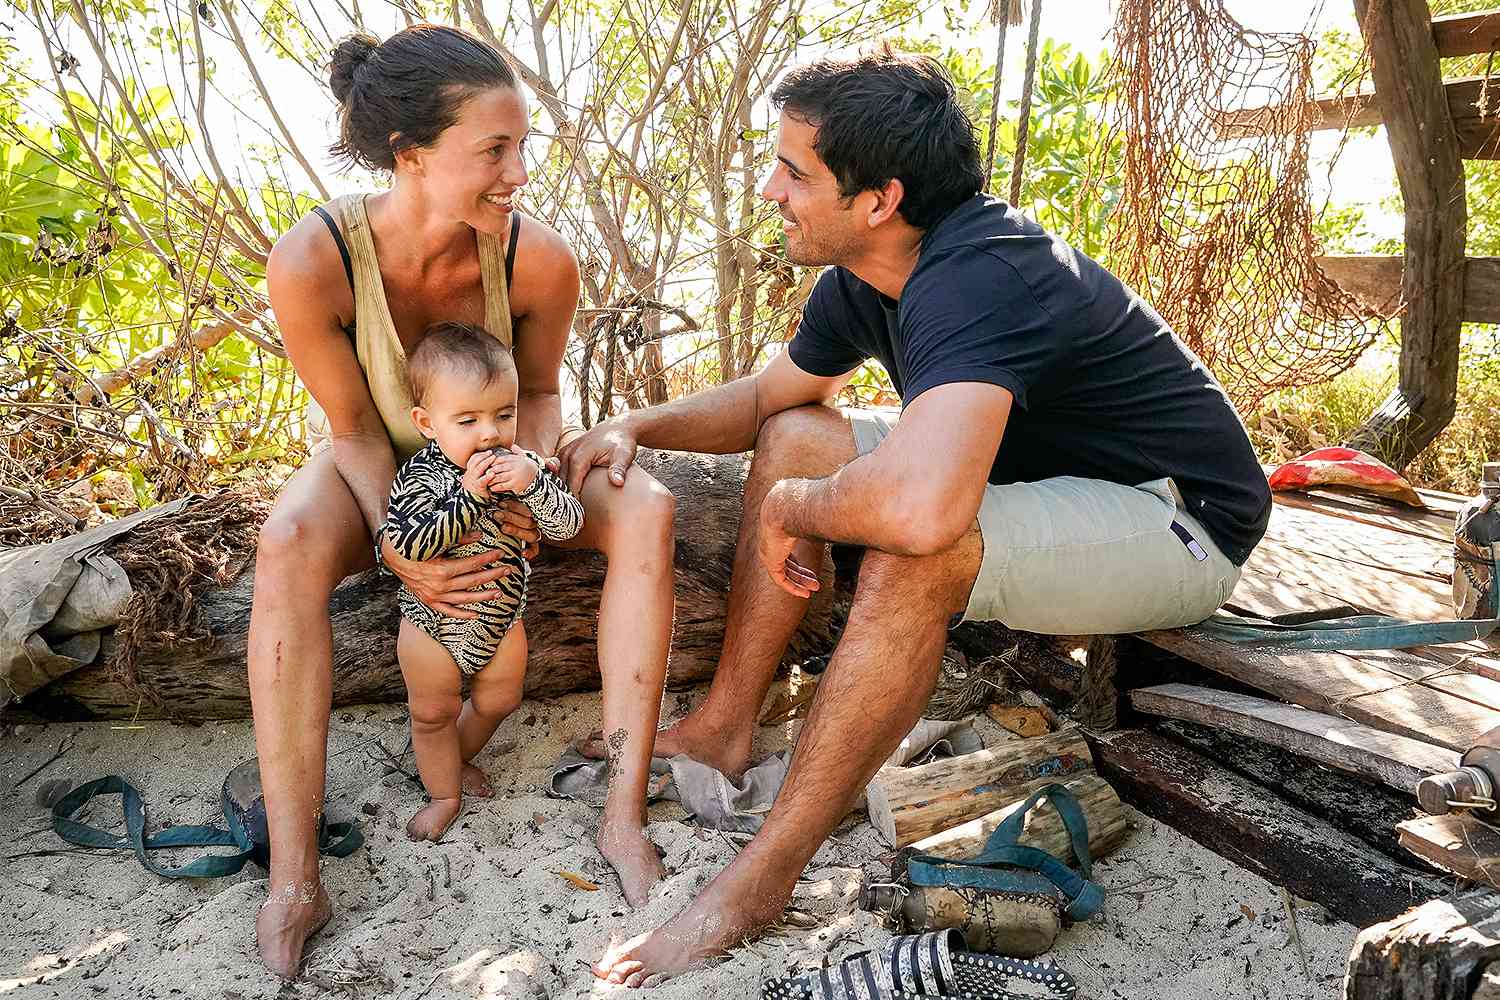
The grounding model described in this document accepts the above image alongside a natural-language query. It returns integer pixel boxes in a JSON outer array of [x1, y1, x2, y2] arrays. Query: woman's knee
[[598, 473, 676, 555], [255, 508, 354, 593]]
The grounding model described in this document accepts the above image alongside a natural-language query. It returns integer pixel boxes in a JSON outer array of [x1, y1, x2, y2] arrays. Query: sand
[[0, 683, 1355, 999]]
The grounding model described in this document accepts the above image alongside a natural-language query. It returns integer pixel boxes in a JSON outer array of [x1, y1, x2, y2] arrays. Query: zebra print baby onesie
[[382, 440, 584, 674]]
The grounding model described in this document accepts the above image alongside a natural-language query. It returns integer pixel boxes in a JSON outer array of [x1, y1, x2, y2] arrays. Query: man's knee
[[755, 405, 840, 455], [855, 526, 982, 615]]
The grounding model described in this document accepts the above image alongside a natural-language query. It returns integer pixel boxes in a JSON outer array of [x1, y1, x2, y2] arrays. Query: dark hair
[[770, 45, 984, 231], [328, 25, 517, 172], [406, 322, 516, 406]]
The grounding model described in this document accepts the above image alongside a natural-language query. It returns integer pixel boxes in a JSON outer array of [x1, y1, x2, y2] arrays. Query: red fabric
[[1268, 447, 1424, 507]]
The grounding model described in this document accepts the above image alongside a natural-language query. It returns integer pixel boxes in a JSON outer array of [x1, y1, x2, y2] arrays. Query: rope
[[1008, 0, 1045, 206]]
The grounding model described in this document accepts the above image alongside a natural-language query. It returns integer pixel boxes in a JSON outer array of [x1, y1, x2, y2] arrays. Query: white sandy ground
[[1, 682, 1356, 999]]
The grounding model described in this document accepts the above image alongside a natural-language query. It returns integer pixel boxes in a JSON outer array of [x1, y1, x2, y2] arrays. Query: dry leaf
[[987, 704, 1052, 738], [1240, 903, 1257, 921], [557, 870, 600, 891]]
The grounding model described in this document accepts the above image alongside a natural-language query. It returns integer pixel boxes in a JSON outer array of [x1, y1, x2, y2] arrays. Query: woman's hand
[[490, 499, 541, 559], [380, 535, 513, 619]]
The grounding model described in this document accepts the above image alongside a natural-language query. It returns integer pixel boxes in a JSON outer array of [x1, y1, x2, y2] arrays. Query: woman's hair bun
[[328, 33, 378, 106]]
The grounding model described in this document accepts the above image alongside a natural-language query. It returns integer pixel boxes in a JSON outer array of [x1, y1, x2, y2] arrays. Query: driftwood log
[[865, 728, 1094, 847], [906, 773, 1129, 864], [25, 450, 837, 721], [1346, 893, 1500, 1000]]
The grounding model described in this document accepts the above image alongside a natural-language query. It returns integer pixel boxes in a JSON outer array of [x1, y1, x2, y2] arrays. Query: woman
[[250, 24, 674, 979]]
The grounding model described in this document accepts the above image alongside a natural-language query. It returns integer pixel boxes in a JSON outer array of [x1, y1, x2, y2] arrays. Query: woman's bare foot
[[597, 821, 667, 908], [576, 714, 751, 779], [406, 796, 462, 841], [461, 763, 494, 797], [257, 879, 333, 980], [591, 858, 789, 987]]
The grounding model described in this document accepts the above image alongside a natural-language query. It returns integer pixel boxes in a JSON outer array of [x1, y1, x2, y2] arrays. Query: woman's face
[[408, 85, 531, 236]]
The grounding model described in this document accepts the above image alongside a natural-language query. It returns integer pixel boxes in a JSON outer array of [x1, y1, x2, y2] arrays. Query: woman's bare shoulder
[[510, 212, 579, 307], [267, 205, 355, 327]]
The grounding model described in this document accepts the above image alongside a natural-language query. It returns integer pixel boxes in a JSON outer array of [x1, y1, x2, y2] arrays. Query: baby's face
[[411, 370, 519, 467]]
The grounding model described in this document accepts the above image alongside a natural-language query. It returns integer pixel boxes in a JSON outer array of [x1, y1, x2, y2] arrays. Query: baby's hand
[[461, 451, 499, 501], [485, 445, 540, 496]]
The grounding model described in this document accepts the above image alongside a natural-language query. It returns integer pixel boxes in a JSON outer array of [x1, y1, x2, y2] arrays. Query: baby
[[381, 321, 584, 841]]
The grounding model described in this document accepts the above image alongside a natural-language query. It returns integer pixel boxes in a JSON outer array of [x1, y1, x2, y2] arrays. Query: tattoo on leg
[[605, 728, 628, 789]]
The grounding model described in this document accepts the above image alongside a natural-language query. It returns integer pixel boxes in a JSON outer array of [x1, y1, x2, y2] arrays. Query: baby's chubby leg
[[456, 622, 527, 791], [398, 620, 467, 841]]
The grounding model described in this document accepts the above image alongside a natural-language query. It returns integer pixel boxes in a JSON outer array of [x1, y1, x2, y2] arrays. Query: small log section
[[908, 773, 1128, 864], [1346, 893, 1500, 1000], [865, 728, 1093, 847], [24, 450, 837, 721]]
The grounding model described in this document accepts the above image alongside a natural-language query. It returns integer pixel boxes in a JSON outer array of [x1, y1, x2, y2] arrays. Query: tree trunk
[[1345, 0, 1466, 469], [26, 450, 838, 721]]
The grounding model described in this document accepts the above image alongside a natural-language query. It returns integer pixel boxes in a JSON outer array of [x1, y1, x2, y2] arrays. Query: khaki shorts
[[847, 409, 1242, 635]]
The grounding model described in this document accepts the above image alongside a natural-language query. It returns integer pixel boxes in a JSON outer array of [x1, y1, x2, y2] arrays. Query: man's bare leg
[[248, 452, 372, 979], [593, 525, 984, 986], [557, 467, 677, 906], [578, 405, 855, 777]]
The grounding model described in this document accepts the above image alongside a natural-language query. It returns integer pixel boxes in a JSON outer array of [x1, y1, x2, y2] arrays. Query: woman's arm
[[266, 211, 396, 537], [509, 216, 581, 458]]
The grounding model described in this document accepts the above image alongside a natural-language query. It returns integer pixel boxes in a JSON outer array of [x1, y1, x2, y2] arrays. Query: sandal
[[761, 928, 1077, 999]]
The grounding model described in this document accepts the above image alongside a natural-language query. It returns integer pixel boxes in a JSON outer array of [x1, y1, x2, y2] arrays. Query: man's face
[[760, 110, 862, 267]]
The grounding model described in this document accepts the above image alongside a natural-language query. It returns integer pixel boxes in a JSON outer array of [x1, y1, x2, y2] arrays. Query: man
[[565, 47, 1271, 987]]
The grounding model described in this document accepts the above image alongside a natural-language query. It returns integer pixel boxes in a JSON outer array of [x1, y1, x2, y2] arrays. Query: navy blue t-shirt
[[788, 194, 1271, 566]]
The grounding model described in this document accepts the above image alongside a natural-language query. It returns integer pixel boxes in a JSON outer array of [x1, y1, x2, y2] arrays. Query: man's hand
[[461, 451, 499, 501], [486, 444, 540, 496], [489, 499, 541, 560], [380, 534, 513, 618], [758, 482, 821, 599], [556, 419, 637, 495]]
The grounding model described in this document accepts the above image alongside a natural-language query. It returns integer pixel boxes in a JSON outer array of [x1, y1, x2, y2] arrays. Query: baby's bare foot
[[461, 763, 494, 797], [406, 797, 462, 841]]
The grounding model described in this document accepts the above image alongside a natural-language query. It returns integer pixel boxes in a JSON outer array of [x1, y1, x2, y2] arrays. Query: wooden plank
[[1346, 893, 1500, 1000], [1316, 255, 1500, 324], [1157, 718, 1447, 871], [1088, 728, 1446, 925], [1398, 813, 1500, 890], [1432, 9, 1500, 58], [1271, 487, 1455, 542], [1138, 628, 1500, 750], [1132, 683, 1459, 793]]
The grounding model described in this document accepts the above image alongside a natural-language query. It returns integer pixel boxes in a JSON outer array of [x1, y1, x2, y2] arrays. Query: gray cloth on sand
[[0, 500, 188, 707], [548, 716, 981, 834]]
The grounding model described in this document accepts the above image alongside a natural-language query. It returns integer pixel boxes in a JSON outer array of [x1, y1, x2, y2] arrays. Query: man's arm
[[559, 350, 855, 493], [766, 382, 1013, 558]]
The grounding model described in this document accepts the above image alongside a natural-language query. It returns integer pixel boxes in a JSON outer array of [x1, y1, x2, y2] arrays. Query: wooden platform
[[1140, 483, 1500, 752]]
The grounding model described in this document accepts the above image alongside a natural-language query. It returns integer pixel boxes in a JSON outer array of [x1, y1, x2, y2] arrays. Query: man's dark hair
[[406, 322, 516, 406], [328, 24, 517, 172], [770, 46, 984, 231]]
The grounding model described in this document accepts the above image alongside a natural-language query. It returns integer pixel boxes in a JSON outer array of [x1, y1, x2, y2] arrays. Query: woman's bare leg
[[557, 467, 675, 907], [249, 451, 374, 979]]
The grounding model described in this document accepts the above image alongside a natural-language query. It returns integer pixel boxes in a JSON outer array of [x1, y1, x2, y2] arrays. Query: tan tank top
[[313, 193, 515, 463]]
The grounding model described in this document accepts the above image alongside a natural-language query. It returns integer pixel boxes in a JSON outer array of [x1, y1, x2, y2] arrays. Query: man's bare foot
[[406, 797, 462, 841], [576, 714, 751, 779], [591, 859, 789, 987], [461, 763, 494, 797], [257, 879, 332, 980], [597, 821, 667, 908]]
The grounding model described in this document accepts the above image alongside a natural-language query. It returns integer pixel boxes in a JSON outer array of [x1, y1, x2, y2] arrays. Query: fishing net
[[1098, 0, 1380, 409]]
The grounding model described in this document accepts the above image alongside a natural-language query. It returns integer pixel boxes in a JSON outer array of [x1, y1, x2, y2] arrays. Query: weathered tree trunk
[[1345, 0, 1466, 469], [907, 773, 1129, 865], [26, 450, 837, 721], [1345, 894, 1500, 1000]]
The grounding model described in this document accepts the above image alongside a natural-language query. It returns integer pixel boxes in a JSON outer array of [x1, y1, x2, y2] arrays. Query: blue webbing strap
[[52, 774, 362, 879], [903, 783, 1104, 921]]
